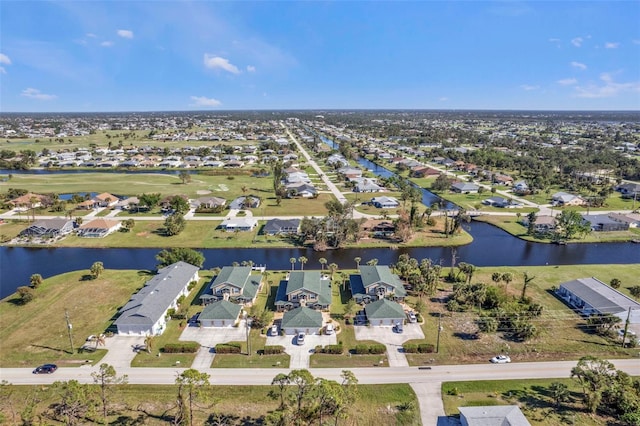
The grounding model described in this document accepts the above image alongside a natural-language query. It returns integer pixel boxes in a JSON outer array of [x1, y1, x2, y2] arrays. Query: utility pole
[[436, 313, 442, 353], [621, 307, 631, 348], [65, 309, 75, 354]]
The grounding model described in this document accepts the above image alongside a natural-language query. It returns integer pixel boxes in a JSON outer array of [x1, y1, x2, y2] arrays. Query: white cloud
[[86, 33, 97, 38], [439, 97, 449, 101], [575, 73, 640, 98], [0, 53, 12, 65], [520, 84, 539, 91], [101, 41, 114, 47], [246, 65, 256, 72], [557, 78, 578, 86], [203, 54, 240, 74], [571, 61, 587, 70], [117, 29, 134, 39], [633, 40, 640, 45], [571, 37, 583, 47], [604, 42, 620, 49], [548, 38, 560, 43], [21, 88, 57, 101], [189, 96, 222, 107]]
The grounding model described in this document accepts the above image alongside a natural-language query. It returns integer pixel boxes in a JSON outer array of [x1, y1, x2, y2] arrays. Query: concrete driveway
[[97, 335, 146, 369], [179, 321, 250, 369], [354, 323, 424, 367], [267, 333, 337, 369]]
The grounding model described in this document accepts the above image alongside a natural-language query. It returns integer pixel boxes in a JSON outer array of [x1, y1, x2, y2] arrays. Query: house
[[286, 171, 311, 184], [275, 271, 331, 311], [20, 218, 75, 237], [192, 196, 226, 210], [493, 174, 514, 186], [285, 182, 318, 198], [280, 306, 323, 335], [229, 196, 260, 210], [114, 261, 200, 336], [8, 192, 50, 211], [557, 277, 640, 324], [116, 196, 140, 210], [199, 266, 262, 305], [458, 405, 531, 426], [362, 219, 395, 238], [263, 218, 301, 235], [77, 218, 122, 238], [370, 196, 399, 209], [608, 213, 640, 228], [482, 196, 511, 208], [411, 166, 440, 178], [219, 217, 258, 232], [522, 215, 556, 233], [349, 265, 406, 304], [364, 298, 406, 326], [513, 180, 529, 193], [450, 182, 480, 194], [582, 214, 630, 232], [353, 178, 383, 193], [617, 182, 640, 199], [94, 192, 119, 207], [552, 192, 585, 206], [198, 300, 242, 327]]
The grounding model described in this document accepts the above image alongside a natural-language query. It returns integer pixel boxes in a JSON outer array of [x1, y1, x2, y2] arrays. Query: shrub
[[320, 344, 344, 354], [403, 344, 418, 353], [263, 345, 284, 355], [354, 344, 370, 355], [215, 343, 242, 354], [369, 344, 386, 354], [163, 342, 200, 353], [417, 343, 435, 353]]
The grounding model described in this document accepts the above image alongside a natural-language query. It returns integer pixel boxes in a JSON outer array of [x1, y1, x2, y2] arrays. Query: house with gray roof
[[364, 298, 406, 326], [458, 405, 531, 426], [557, 277, 640, 324], [370, 196, 399, 209], [450, 182, 480, 194], [280, 306, 323, 335], [275, 271, 331, 311], [353, 177, 383, 193], [114, 261, 200, 336], [263, 218, 301, 235], [199, 266, 262, 305], [349, 265, 406, 304], [285, 182, 318, 198], [582, 214, 629, 232], [199, 300, 242, 327], [219, 217, 258, 232], [191, 196, 226, 210], [229, 196, 260, 210], [20, 217, 75, 238], [552, 191, 585, 206]]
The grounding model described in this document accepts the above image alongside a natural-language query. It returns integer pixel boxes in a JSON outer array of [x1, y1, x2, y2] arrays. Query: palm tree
[[144, 335, 154, 354], [521, 272, 535, 301], [354, 257, 362, 269], [491, 272, 502, 286], [366, 258, 378, 266], [290, 257, 296, 271], [298, 256, 308, 271], [90, 261, 105, 279], [30, 273, 43, 289], [328, 263, 338, 279], [501, 272, 513, 290], [319, 257, 327, 272]]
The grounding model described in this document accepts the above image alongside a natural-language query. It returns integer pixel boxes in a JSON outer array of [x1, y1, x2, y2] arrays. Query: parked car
[[270, 324, 279, 336], [407, 311, 417, 323], [325, 323, 334, 335], [393, 322, 404, 334], [490, 355, 511, 364], [297, 332, 306, 345], [33, 364, 58, 374]]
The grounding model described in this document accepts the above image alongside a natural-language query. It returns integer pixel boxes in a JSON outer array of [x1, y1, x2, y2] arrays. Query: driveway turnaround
[[354, 323, 425, 367], [267, 333, 337, 369], [180, 320, 250, 369]]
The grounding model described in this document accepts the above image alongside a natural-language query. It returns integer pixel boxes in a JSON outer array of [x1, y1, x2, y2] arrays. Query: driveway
[[179, 320, 250, 369], [354, 323, 425, 367], [97, 335, 146, 369], [266, 333, 337, 369]]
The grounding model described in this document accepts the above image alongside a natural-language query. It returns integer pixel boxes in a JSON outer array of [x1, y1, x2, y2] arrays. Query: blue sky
[[1, 1, 639, 112]]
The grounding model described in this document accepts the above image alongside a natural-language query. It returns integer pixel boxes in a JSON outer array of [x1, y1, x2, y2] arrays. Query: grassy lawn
[[474, 215, 640, 243], [442, 378, 615, 425], [403, 264, 640, 366], [0, 269, 149, 367], [0, 383, 419, 426]]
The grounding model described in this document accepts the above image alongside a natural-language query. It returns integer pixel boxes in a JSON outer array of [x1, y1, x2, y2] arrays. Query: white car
[[407, 312, 417, 323], [270, 324, 278, 336], [297, 332, 306, 345], [490, 355, 511, 364], [325, 323, 334, 335]]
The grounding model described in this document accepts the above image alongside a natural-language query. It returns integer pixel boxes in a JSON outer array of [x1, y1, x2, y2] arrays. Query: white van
[[325, 323, 334, 335]]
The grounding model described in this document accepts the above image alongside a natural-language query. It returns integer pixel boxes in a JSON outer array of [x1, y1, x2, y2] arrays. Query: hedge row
[[317, 344, 344, 355], [263, 345, 285, 355], [162, 342, 200, 353], [215, 343, 242, 354], [354, 344, 386, 355], [402, 343, 435, 353]]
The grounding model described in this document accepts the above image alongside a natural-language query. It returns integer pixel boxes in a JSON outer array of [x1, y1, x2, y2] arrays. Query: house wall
[[200, 319, 236, 327], [369, 318, 402, 326], [283, 326, 319, 335]]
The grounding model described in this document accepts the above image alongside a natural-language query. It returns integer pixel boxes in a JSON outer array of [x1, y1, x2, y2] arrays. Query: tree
[[354, 257, 361, 269], [90, 261, 104, 279], [121, 218, 135, 232], [51, 380, 96, 426], [431, 174, 454, 191], [526, 211, 537, 235], [30, 273, 43, 289], [630, 285, 640, 298], [164, 213, 186, 236], [298, 256, 308, 271], [501, 272, 513, 289], [319, 257, 327, 272], [138, 192, 161, 211], [269, 373, 290, 410], [587, 313, 622, 335], [549, 382, 569, 409], [144, 334, 154, 354], [156, 248, 205, 268], [91, 363, 128, 424], [168, 195, 190, 214], [521, 272, 535, 301], [571, 356, 617, 413], [344, 299, 358, 322], [17, 286, 34, 304], [610, 278, 621, 289], [178, 170, 191, 184], [491, 272, 502, 285], [366, 258, 378, 266], [555, 210, 591, 240], [174, 369, 210, 426], [328, 263, 338, 279], [290, 257, 296, 271]]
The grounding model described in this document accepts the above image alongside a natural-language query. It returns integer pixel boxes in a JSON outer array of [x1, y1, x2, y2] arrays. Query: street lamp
[[245, 312, 253, 356]]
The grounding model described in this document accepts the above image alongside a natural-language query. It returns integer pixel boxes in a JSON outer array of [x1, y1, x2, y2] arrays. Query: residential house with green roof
[[199, 266, 262, 305], [281, 306, 323, 335], [364, 298, 406, 326], [199, 300, 242, 327], [349, 265, 406, 304], [275, 271, 331, 311]]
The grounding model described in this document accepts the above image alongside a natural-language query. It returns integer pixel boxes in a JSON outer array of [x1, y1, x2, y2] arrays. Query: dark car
[[33, 364, 58, 374]]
